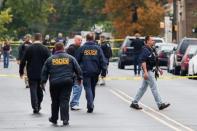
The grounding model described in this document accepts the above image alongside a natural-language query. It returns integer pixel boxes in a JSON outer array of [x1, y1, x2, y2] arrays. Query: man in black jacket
[[41, 42, 82, 126], [19, 33, 51, 114], [132, 33, 144, 76], [17, 34, 32, 88], [76, 33, 107, 113], [67, 35, 83, 111], [99, 35, 112, 86]]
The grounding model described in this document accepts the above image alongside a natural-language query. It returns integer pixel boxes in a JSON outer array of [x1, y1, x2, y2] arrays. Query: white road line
[[113, 88, 194, 131], [109, 89, 181, 131]]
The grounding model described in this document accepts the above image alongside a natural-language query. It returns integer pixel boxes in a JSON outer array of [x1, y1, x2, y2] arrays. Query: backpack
[[102, 43, 112, 59]]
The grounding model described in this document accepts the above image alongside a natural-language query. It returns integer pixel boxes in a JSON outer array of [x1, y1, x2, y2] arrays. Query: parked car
[[173, 38, 197, 75], [154, 37, 165, 47], [118, 36, 165, 69], [188, 50, 197, 76], [167, 51, 175, 73], [156, 43, 177, 66], [180, 45, 197, 76]]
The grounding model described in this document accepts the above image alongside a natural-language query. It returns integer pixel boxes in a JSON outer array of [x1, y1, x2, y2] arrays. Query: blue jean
[[70, 81, 82, 107], [132, 71, 162, 107], [83, 76, 99, 109], [3, 52, 9, 68]]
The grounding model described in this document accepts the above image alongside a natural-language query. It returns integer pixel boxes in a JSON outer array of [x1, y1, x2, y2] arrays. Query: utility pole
[[172, 0, 177, 42]]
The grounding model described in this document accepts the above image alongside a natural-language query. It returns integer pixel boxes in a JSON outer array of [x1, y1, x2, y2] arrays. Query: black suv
[[118, 36, 165, 69], [118, 36, 144, 69], [173, 38, 197, 75]]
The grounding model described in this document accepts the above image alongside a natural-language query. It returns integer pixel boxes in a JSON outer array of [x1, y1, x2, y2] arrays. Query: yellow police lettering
[[84, 50, 97, 56], [52, 58, 69, 65]]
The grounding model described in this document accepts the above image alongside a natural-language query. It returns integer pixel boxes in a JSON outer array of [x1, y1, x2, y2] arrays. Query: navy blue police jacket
[[76, 41, 107, 77], [41, 51, 83, 85], [138, 46, 156, 71]]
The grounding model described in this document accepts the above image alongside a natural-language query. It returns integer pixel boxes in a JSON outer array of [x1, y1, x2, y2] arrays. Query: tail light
[[159, 52, 164, 58], [184, 55, 190, 64], [123, 47, 128, 53], [176, 51, 182, 61]]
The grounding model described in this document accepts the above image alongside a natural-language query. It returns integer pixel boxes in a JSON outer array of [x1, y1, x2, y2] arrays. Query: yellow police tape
[[0, 74, 197, 80], [5, 43, 121, 50]]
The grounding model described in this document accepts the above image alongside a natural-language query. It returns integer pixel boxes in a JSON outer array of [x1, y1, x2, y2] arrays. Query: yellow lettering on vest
[[52, 58, 69, 65], [84, 50, 97, 56]]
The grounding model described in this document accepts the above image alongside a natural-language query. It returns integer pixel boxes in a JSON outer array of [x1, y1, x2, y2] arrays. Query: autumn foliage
[[104, 0, 164, 37]]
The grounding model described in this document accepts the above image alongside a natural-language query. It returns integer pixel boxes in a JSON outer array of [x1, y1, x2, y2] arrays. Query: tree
[[3, 0, 54, 37], [0, 8, 12, 38], [104, 0, 164, 37], [47, 0, 106, 36]]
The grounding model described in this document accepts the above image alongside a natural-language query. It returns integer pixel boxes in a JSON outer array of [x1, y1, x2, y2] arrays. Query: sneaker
[[63, 120, 69, 126], [100, 82, 106, 86], [159, 103, 170, 110], [33, 109, 39, 114], [71, 105, 81, 111], [26, 85, 29, 88], [49, 117, 57, 125], [87, 108, 94, 113], [130, 103, 142, 110]]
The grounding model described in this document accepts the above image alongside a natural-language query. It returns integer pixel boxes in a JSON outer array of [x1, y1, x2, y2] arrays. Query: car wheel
[[180, 70, 186, 76], [118, 61, 125, 69], [167, 65, 170, 73], [174, 66, 180, 75]]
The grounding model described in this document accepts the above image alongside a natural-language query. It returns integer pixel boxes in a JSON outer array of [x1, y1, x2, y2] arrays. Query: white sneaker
[[71, 105, 81, 110]]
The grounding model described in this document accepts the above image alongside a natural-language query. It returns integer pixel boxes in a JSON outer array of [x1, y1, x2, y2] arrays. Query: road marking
[[0, 74, 19, 78], [104, 76, 197, 80], [110, 88, 194, 131], [109, 89, 181, 131]]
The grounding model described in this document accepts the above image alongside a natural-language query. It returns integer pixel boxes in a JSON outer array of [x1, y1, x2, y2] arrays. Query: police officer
[[130, 36, 170, 110], [67, 35, 83, 111], [41, 42, 82, 126], [17, 34, 32, 88], [43, 34, 51, 46], [99, 35, 112, 86], [19, 33, 51, 114], [56, 33, 66, 45], [132, 33, 144, 76], [76, 33, 107, 113]]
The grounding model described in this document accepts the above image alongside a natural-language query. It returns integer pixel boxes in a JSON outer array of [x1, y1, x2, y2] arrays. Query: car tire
[[174, 66, 180, 75], [180, 70, 186, 76], [118, 61, 125, 69]]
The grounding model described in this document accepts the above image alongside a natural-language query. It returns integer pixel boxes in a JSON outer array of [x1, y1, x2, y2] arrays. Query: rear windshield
[[188, 46, 197, 55], [160, 45, 175, 51], [125, 38, 145, 47], [154, 39, 163, 43], [125, 39, 134, 47], [179, 40, 197, 54]]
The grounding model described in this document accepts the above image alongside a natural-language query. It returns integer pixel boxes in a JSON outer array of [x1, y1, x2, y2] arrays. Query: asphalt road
[[0, 62, 197, 131]]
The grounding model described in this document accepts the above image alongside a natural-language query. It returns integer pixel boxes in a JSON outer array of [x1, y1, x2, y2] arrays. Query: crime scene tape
[[1, 74, 197, 80], [1, 40, 122, 50], [103, 76, 197, 80]]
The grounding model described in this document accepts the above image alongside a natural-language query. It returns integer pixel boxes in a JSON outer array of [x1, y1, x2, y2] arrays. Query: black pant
[[29, 80, 43, 110], [134, 53, 141, 75], [50, 80, 72, 121]]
